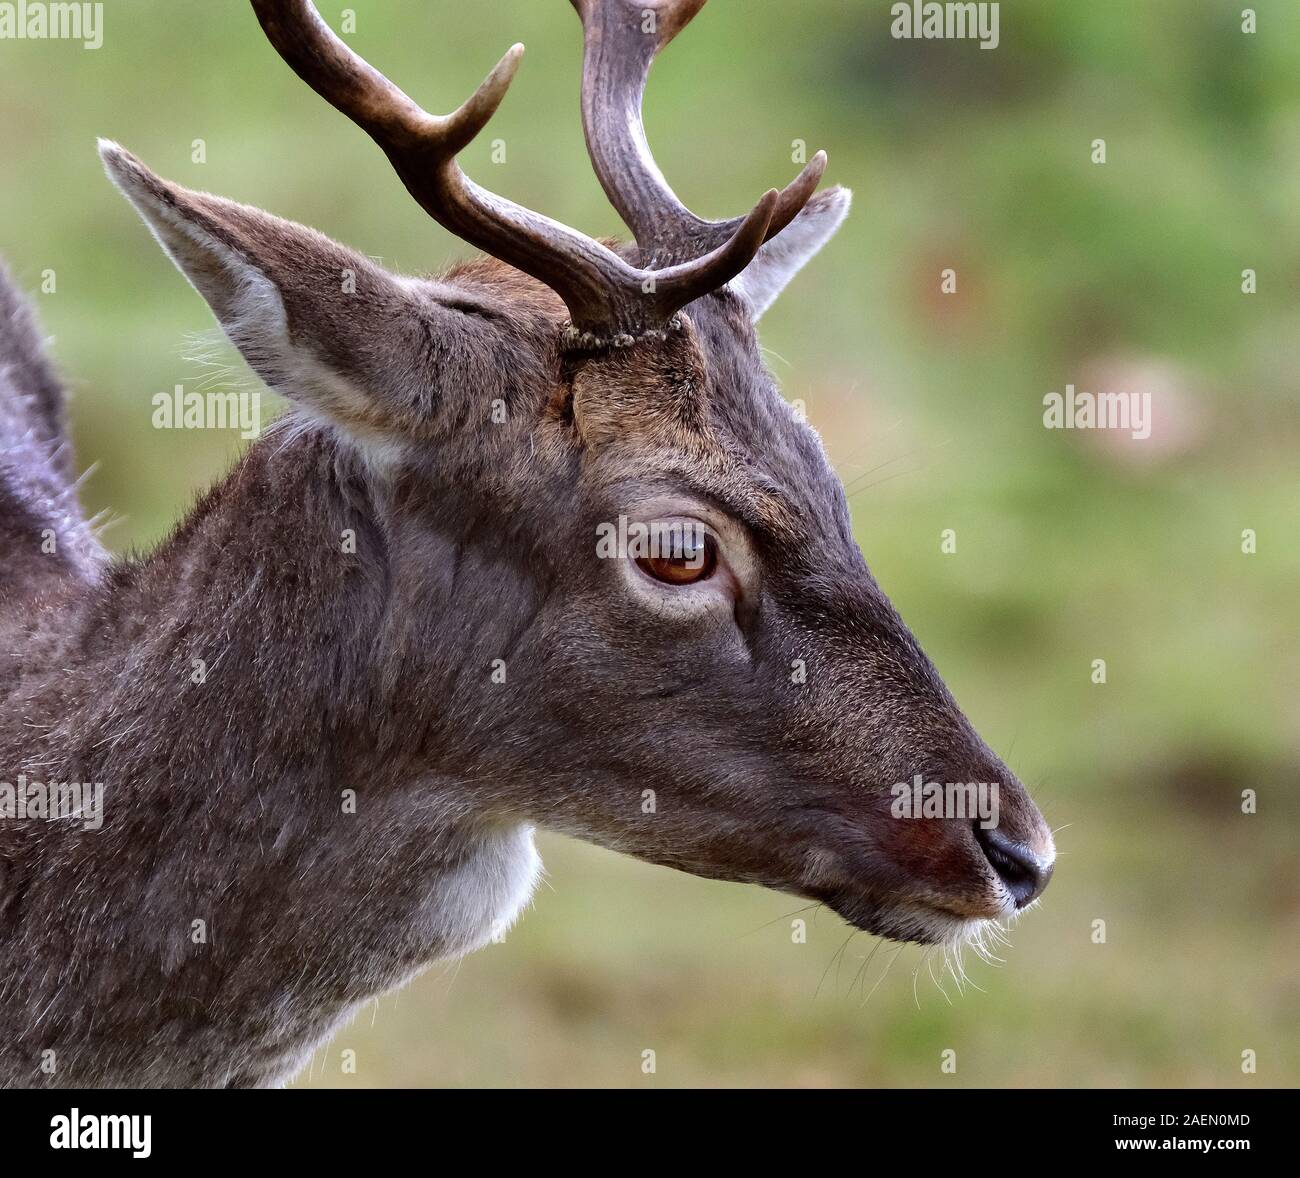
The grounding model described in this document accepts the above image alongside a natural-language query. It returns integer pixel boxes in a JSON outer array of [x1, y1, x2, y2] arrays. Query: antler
[[250, 0, 822, 342], [571, 0, 826, 267]]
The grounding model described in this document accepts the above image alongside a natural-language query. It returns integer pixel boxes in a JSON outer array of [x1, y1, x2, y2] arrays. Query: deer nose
[[972, 824, 1053, 908]]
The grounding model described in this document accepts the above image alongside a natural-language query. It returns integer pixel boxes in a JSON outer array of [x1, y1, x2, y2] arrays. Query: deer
[[0, 0, 1054, 1089]]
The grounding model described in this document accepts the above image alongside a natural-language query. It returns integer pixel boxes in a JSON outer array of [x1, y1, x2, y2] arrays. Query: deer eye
[[635, 529, 719, 586]]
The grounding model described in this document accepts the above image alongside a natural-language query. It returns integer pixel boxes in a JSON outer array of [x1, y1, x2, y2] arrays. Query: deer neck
[[1, 427, 540, 1088]]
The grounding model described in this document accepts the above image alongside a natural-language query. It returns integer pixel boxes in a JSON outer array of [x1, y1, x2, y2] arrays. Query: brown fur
[[0, 139, 1053, 1088]]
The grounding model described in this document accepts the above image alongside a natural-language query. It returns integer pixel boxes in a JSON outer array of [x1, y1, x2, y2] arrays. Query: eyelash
[[634, 529, 720, 587]]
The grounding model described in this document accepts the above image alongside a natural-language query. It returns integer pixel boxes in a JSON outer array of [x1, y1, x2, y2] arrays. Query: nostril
[[972, 824, 1053, 908]]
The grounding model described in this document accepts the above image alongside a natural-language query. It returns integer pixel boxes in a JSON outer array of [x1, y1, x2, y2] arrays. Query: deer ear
[[99, 140, 438, 432], [731, 187, 851, 321]]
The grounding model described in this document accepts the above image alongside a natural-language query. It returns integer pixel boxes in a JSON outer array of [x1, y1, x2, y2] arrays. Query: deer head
[[99, 0, 1053, 950]]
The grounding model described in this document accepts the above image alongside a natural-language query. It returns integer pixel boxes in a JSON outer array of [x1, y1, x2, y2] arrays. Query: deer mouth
[[811, 887, 996, 945], [796, 817, 1055, 945]]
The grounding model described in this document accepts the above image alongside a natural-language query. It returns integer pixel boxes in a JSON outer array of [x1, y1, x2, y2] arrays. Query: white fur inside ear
[[99, 140, 289, 363], [98, 140, 379, 434], [732, 187, 851, 320]]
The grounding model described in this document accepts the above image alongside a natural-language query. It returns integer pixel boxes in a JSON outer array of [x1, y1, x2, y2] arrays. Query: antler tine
[[251, 0, 783, 341], [649, 188, 778, 313], [250, 0, 434, 145], [251, 0, 642, 332], [572, 0, 827, 265]]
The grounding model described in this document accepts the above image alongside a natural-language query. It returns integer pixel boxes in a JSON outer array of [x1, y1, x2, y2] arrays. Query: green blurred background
[[2, 0, 1296, 1087]]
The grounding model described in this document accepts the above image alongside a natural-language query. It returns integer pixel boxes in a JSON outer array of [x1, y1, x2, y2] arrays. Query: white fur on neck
[[269, 821, 542, 1088], [427, 821, 543, 956]]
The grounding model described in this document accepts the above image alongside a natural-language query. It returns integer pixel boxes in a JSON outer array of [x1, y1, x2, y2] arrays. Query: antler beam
[[571, 0, 826, 266], [250, 0, 826, 341]]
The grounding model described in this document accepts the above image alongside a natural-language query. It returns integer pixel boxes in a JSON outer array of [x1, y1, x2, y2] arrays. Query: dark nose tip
[[973, 825, 1053, 908]]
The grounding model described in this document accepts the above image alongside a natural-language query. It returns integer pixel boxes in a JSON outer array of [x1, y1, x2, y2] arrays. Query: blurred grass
[[2, 0, 1296, 1086]]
